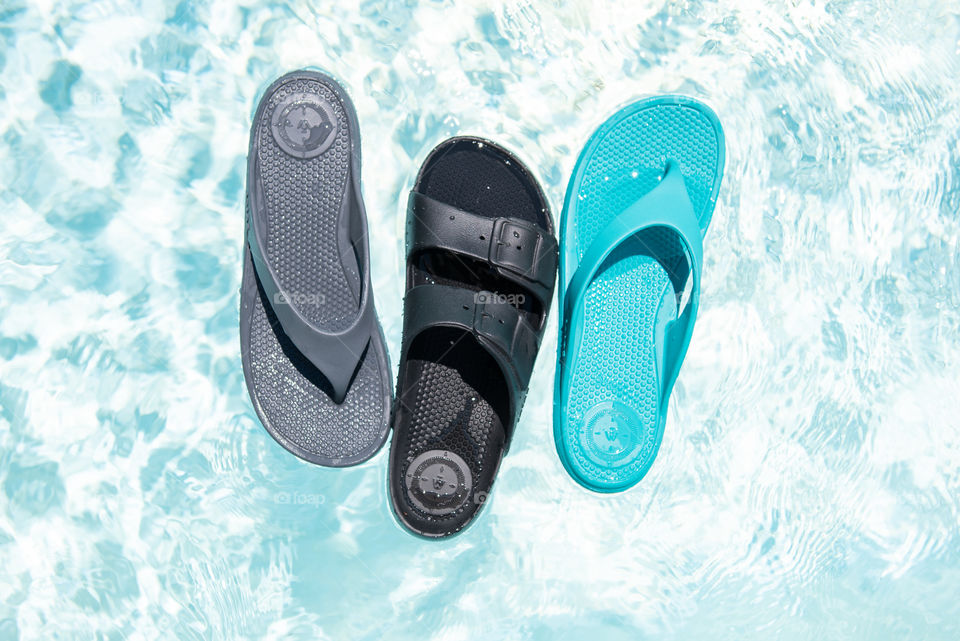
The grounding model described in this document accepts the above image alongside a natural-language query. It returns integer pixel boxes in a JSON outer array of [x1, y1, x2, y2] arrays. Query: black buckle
[[490, 218, 544, 283]]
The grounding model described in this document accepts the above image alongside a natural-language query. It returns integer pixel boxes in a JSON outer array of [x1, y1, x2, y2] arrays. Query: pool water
[[1, 1, 959, 639]]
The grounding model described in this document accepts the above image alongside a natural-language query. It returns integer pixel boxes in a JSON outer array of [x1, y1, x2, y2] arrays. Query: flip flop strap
[[401, 283, 540, 438], [246, 170, 373, 404], [407, 192, 558, 310], [564, 161, 704, 399]]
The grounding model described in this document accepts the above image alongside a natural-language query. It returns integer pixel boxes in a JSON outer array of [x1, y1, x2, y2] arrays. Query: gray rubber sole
[[240, 70, 391, 467]]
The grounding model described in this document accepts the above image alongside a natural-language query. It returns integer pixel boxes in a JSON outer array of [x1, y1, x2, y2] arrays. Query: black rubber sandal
[[389, 137, 558, 537]]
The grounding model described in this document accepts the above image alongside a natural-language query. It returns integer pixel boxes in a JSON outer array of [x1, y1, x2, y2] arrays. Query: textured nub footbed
[[559, 100, 722, 490], [565, 240, 676, 484], [257, 77, 357, 331], [393, 329, 506, 531], [576, 103, 721, 253], [242, 73, 387, 465], [392, 139, 551, 536], [244, 250, 384, 462], [417, 142, 542, 225]]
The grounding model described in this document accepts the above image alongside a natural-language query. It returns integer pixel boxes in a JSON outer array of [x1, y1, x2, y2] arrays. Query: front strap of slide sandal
[[407, 191, 558, 310], [246, 183, 373, 404], [564, 161, 703, 401], [400, 283, 540, 430]]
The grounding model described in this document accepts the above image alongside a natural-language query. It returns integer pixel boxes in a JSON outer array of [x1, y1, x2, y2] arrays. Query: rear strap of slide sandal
[[401, 283, 540, 434]]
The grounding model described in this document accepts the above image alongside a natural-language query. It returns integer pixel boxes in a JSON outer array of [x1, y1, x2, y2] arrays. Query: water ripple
[[1, 0, 959, 639]]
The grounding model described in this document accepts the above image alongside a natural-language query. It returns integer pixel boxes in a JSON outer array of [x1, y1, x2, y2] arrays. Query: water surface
[[1, 1, 959, 639]]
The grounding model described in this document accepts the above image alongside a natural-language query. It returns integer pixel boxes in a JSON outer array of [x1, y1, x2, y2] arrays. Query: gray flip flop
[[240, 70, 391, 467]]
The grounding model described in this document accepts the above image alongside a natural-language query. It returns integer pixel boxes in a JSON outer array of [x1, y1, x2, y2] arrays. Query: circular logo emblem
[[579, 401, 647, 468], [404, 450, 472, 515], [270, 92, 337, 158]]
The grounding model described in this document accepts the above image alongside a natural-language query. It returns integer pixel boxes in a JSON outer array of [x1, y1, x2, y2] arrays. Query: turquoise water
[[1, 0, 959, 639]]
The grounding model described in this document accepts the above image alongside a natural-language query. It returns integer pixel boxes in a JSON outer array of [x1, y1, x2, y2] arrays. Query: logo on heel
[[404, 450, 472, 516], [270, 92, 337, 158], [579, 401, 649, 469]]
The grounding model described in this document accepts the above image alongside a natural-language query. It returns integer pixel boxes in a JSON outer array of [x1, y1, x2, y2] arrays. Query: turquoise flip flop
[[554, 96, 725, 493]]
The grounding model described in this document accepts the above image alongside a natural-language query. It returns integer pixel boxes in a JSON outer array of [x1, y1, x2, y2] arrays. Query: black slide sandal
[[240, 70, 392, 467], [389, 137, 558, 537]]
